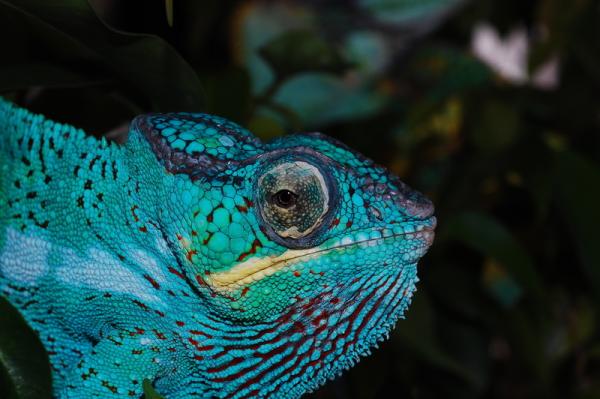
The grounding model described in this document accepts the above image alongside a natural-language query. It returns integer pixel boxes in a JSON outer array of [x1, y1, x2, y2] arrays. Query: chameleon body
[[0, 98, 435, 398]]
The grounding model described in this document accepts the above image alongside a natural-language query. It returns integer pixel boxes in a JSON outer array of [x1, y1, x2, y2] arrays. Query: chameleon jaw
[[204, 226, 435, 292]]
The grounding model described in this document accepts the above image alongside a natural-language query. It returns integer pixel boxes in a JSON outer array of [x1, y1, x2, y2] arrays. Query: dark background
[[0, 0, 599, 398]]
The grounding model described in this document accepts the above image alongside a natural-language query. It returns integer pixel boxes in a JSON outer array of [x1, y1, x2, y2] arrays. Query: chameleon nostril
[[392, 189, 435, 219], [404, 195, 434, 219], [370, 206, 383, 221]]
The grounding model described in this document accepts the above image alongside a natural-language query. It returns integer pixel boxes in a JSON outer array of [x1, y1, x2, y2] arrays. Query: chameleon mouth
[[205, 218, 436, 291]]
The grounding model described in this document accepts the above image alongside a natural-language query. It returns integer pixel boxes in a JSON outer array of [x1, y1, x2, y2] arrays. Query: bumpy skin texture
[[0, 98, 435, 399]]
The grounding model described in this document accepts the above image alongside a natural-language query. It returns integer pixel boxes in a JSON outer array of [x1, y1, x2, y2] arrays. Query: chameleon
[[0, 97, 435, 399]]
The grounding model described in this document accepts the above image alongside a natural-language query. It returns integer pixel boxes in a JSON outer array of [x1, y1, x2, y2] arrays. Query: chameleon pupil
[[272, 189, 297, 208]]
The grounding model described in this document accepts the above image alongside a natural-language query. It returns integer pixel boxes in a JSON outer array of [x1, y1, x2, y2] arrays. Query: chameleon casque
[[0, 97, 435, 399]]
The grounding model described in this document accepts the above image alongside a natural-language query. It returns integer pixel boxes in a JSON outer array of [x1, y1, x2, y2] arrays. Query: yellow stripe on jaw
[[206, 247, 323, 291], [205, 231, 404, 291]]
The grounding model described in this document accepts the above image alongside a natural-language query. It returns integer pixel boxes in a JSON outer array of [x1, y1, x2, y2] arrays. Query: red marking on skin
[[346, 220, 353, 228], [236, 205, 248, 213], [130, 205, 140, 222], [311, 311, 330, 327], [196, 275, 208, 286], [176, 234, 183, 241], [132, 300, 148, 310], [194, 355, 204, 361], [168, 266, 186, 280], [176, 321, 185, 327], [237, 239, 262, 262], [168, 347, 176, 352], [241, 287, 250, 297], [344, 280, 394, 353], [207, 357, 244, 374], [293, 321, 305, 333], [244, 197, 254, 208], [188, 337, 201, 349], [231, 319, 335, 395], [203, 232, 214, 245], [207, 213, 213, 222], [153, 330, 167, 340], [214, 289, 362, 392], [155, 310, 165, 317], [193, 211, 199, 218], [293, 271, 301, 277], [330, 297, 340, 304], [211, 351, 228, 360], [191, 230, 198, 236], [139, 226, 148, 233], [186, 249, 198, 261], [331, 218, 340, 227], [143, 274, 160, 289], [189, 330, 213, 338]]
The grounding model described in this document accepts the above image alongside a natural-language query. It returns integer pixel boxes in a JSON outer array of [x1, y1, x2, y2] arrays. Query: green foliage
[[1, 0, 600, 398], [143, 379, 165, 399], [554, 151, 600, 305], [0, 0, 204, 111], [259, 30, 350, 78], [0, 297, 51, 399]]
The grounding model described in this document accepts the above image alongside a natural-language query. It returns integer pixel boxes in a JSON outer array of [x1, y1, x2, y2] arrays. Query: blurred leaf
[[358, 0, 466, 25], [231, 1, 315, 94], [482, 259, 523, 308], [554, 151, 600, 305], [411, 46, 492, 101], [0, 297, 52, 399], [469, 100, 520, 152], [0, 0, 204, 111], [343, 31, 391, 77], [259, 30, 350, 79], [203, 67, 251, 124], [143, 379, 165, 399], [165, 0, 174, 27], [248, 115, 285, 140], [271, 74, 388, 128], [0, 63, 109, 91], [394, 292, 480, 385], [442, 211, 543, 304]]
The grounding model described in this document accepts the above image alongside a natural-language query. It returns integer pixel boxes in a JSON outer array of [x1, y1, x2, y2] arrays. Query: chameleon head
[[133, 112, 435, 380]]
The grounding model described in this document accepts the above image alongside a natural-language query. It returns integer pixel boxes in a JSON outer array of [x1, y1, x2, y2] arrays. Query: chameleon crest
[[0, 99, 435, 398]]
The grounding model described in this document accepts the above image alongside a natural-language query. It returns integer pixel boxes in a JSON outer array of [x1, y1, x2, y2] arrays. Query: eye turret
[[256, 158, 336, 248]]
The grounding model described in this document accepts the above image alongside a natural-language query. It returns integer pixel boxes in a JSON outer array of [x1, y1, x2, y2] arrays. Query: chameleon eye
[[257, 160, 332, 245]]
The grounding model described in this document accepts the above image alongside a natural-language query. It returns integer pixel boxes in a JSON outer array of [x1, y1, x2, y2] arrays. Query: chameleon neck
[[175, 266, 416, 398], [0, 99, 169, 273]]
